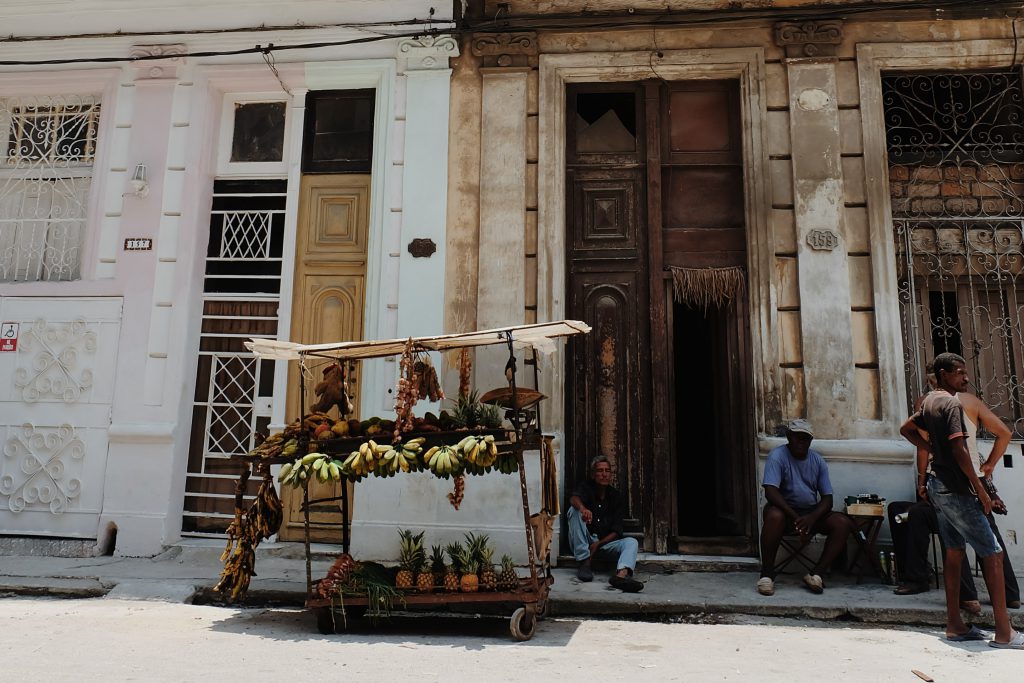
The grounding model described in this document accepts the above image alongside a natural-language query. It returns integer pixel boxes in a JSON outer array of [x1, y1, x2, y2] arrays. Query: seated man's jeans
[[566, 506, 639, 573]]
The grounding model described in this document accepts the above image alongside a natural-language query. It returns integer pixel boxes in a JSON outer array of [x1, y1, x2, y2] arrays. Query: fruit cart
[[230, 321, 589, 641]]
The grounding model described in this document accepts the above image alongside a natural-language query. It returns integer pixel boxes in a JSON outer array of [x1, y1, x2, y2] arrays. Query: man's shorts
[[926, 476, 1002, 558]]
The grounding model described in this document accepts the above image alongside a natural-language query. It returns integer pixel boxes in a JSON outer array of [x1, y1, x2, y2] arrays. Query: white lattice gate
[[0, 297, 122, 537]]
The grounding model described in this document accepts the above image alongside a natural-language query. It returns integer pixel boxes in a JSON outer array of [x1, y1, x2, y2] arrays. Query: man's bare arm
[[900, 417, 931, 452], [950, 436, 992, 514]]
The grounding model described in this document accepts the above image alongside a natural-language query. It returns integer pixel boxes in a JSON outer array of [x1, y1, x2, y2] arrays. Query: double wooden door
[[565, 81, 755, 555], [279, 174, 369, 541]]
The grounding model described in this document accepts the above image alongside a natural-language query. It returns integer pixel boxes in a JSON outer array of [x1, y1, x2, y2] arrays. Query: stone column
[[472, 33, 536, 391], [777, 22, 857, 437]]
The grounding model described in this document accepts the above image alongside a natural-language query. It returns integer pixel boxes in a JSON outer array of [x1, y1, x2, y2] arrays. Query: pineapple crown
[[445, 542, 465, 572], [430, 544, 447, 571], [398, 529, 426, 570], [500, 554, 515, 570], [480, 546, 494, 565], [463, 531, 490, 565]]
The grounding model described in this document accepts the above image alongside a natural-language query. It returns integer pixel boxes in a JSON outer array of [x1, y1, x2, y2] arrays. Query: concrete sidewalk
[[1, 540, 1022, 629]]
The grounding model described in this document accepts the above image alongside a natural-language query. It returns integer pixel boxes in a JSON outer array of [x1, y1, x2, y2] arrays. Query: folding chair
[[775, 534, 818, 574]]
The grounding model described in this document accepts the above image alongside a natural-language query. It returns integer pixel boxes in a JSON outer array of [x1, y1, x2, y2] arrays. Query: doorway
[[565, 80, 755, 555]]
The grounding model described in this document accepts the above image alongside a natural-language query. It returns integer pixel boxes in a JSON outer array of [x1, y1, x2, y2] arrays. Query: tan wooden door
[[279, 174, 369, 542]]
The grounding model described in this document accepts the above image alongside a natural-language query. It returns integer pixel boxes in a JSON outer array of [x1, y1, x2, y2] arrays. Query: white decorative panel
[[0, 297, 122, 538]]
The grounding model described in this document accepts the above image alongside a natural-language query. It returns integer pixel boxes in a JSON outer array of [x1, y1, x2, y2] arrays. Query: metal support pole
[[507, 332, 539, 591]]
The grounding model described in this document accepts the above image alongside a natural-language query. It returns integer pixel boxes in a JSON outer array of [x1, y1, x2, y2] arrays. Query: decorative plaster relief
[[13, 319, 96, 404], [1, 423, 84, 514], [129, 43, 187, 81], [397, 35, 459, 70], [797, 88, 832, 112], [471, 32, 537, 68], [774, 21, 844, 59], [807, 229, 840, 251]]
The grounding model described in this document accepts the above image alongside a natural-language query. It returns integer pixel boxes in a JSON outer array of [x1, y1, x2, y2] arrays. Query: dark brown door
[[565, 85, 649, 539], [565, 80, 755, 555]]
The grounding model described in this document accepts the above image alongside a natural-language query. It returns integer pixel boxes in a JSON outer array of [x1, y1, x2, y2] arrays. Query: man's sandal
[[946, 624, 989, 642], [989, 632, 1024, 650]]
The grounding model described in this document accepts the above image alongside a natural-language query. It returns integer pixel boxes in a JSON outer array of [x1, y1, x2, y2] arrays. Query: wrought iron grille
[[0, 95, 101, 282], [884, 70, 1024, 438], [183, 179, 286, 535]]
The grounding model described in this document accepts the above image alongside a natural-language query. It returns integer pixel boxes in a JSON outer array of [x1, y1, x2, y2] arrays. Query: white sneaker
[[803, 573, 824, 594], [757, 577, 775, 596]]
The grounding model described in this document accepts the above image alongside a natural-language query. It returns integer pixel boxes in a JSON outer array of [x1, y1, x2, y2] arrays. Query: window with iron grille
[[884, 70, 1024, 439], [182, 179, 285, 535], [0, 95, 101, 282]]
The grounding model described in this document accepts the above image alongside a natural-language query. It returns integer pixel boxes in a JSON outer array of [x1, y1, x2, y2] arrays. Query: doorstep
[[558, 553, 760, 573]]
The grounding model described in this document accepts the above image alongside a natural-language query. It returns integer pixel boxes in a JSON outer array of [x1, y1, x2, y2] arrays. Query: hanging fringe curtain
[[669, 265, 746, 311]]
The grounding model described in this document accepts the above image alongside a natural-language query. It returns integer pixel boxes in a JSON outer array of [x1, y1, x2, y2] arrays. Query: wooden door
[[279, 174, 369, 541], [655, 81, 755, 554], [565, 85, 651, 544]]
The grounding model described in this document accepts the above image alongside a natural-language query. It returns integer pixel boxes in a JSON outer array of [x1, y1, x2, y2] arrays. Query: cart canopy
[[244, 320, 591, 361]]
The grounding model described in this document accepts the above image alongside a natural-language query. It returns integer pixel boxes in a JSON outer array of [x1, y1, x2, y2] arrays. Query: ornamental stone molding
[[129, 43, 187, 81], [397, 35, 460, 70], [471, 32, 537, 68], [774, 21, 843, 59]]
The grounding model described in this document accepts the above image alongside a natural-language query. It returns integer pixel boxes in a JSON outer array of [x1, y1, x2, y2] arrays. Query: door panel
[[279, 175, 368, 542], [0, 297, 122, 537]]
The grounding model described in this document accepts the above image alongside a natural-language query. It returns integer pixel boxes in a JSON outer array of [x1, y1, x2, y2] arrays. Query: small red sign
[[0, 322, 18, 352]]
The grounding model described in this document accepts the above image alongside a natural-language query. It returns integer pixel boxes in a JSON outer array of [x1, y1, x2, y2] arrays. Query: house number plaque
[[806, 229, 839, 251]]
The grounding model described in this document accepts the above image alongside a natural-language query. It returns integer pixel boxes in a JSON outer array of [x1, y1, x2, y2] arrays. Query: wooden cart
[[243, 321, 589, 640]]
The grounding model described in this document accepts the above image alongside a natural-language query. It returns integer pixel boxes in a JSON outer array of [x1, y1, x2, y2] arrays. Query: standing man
[[758, 419, 854, 596], [900, 352, 1022, 648], [567, 456, 643, 592]]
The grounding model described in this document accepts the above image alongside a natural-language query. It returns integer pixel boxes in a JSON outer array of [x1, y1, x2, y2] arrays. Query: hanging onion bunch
[[393, 340, 419, 442]]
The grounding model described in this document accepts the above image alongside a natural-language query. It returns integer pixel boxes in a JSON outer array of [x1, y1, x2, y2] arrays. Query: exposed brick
[[941, 182, 968, 197], [910, 198, 944, 214], [1010, 164, 1024, 181], [973, 182, 1002, 197], [980, 198, 1010, 215], [978, 165, 1008, 182], [908, 182, 940, 198], [890, 182, 905, 198], [889, 165, 910, 181], [890, 198, 909, 214], [943, 165, 977, 180], [915, 166, 942, 181], [944, 198, 979, 214]]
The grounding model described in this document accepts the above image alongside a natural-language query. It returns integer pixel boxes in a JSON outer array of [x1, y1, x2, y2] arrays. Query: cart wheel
[[509, 606, 537, 641], [315, 607, 335, 635]]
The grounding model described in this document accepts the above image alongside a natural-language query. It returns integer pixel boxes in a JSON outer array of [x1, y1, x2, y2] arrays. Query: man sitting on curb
[[567, 455, 643, 592], [757, 419, 854, 596]]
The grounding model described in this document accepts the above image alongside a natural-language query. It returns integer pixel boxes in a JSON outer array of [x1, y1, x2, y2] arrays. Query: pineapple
[[444, 542, 463, 592], [479, 546, 498, 592], [415, 545, 434, 593], [460, 555, 480, 593], [429, 544, 448, 590], [498, 554, 518, 591], [395, 529, 424, 590]]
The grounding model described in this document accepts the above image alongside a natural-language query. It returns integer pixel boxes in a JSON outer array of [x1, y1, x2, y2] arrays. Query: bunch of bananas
[[377, 437, 427, 477], [457, 434, 498, 476], [214, 476, 283, 603], [424, 444, 463, 478], [494, 450, 520, 474], [278, 452, 340, 488], [338, 440, 390, 479]]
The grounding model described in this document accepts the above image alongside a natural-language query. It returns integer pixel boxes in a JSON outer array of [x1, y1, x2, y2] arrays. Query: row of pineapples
[[395, 529, 519, 593]]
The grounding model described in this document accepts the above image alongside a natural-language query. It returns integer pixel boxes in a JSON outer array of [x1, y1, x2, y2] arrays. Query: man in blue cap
[[757, 419, 854, 596]]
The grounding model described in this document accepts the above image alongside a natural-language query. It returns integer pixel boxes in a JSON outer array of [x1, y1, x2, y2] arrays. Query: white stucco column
[[787, 60, 857, 437], [395, 36, 458, 412]]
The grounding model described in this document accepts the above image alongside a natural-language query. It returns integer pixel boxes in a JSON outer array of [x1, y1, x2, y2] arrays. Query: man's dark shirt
[[911, 390, 972, 495], [571, 479, 625, 539]]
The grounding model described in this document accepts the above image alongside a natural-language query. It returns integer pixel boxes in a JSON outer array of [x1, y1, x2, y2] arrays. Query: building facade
[[0, 0, 458, 556], [440, 0, 1024, 569]]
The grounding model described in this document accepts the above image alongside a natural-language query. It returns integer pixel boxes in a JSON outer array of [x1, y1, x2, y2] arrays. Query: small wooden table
[[847, 513, 885, 583]]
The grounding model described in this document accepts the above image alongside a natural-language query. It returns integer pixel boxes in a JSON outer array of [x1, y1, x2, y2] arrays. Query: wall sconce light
[[126, 163, 149, 198]]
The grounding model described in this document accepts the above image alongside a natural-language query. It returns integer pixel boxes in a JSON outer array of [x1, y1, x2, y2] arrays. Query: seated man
[[567, 455, 643, 592], [758, 419, 854, 596]]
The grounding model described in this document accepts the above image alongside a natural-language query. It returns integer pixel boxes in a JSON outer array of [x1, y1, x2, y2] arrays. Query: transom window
[[0, 94, 101, 282]]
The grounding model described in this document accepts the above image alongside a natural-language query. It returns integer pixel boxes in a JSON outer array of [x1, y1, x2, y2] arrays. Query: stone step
[[558, 553, 760, 573]]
